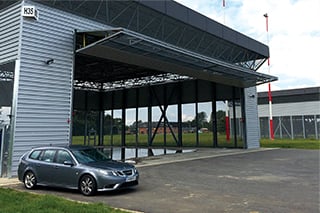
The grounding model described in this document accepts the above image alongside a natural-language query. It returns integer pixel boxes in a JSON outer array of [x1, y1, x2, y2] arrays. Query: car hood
[[84, 160, 134, 171]]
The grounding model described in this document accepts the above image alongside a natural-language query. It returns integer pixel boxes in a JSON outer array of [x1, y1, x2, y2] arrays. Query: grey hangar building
[[0, 0, 277, 177]]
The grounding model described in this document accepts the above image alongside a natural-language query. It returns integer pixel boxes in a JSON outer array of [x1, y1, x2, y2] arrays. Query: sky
[[175, 0, 320, 92], [115, 0, 320, 124]]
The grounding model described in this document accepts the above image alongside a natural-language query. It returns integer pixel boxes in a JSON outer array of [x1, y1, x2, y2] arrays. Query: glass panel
[[0, 61, 15, 177]]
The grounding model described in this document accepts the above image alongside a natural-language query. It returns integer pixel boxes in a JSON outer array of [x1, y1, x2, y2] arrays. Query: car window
[[55, 150, 72, 164], [39, 150, 56, 162], [72, 148, 110, 164], [29, 150, 41, 160]]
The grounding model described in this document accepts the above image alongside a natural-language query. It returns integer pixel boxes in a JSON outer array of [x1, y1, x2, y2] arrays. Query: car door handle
[[54, 166, 59, 169]]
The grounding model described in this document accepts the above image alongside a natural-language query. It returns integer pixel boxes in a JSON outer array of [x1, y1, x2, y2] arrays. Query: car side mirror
[[63, 161, 74, 166]]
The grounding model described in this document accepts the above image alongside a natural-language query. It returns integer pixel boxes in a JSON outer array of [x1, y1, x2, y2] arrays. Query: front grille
[[115, 169, 134, 176], [123, 169, 132, 175]]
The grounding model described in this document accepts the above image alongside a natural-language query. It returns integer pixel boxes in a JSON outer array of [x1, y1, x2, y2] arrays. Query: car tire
[[24, 171, 37, 190], [79, 175, 97, 196]]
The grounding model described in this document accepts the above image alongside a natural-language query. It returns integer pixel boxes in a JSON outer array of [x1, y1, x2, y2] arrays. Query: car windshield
[[71, 148, 111, 164]]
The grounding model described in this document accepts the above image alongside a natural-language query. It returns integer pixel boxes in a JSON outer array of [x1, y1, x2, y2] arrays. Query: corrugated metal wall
[[9, 0, 107, 176], [244, 87, 260, 148], [0, 2, 22, 64], [258, 101, 320, 117]]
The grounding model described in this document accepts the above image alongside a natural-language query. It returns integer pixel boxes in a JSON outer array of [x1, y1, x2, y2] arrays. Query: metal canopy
[[76, 28, 277, 88], [31, 0, 270, 63]]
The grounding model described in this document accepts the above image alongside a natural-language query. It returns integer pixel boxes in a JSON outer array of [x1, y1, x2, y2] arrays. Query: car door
[[52, 150, 79, 188], [36, 149, 57, 185]]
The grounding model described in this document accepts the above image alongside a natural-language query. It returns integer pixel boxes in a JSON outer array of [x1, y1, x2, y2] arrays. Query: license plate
[[126, 176, 136, 182]]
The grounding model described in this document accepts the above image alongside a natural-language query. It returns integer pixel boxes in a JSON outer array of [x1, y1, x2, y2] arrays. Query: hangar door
[[72, 28, 277, 151]]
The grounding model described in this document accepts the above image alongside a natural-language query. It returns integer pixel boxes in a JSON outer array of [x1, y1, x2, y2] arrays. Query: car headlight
[[134, 168, 138, 174], [98, 169, 117, 176]]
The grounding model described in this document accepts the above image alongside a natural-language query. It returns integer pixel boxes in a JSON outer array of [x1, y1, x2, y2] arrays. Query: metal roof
[[76, 28, 277, 89], [29, 0, 269, 66], [258, 87, 320, 104], [1, 0, 278, 90]]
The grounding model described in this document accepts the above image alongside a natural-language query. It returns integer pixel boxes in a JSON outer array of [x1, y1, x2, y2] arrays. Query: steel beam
[[178, 83, 182, 147], [232, 87, 238, 148], [121, 90, 126, 160], [212, 82, 218, 148]]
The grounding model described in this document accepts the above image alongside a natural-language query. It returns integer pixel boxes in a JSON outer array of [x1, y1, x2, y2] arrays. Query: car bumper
[[96, 173, 139, 191]]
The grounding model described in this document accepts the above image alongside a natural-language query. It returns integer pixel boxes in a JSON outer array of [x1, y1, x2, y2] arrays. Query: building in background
[[258, 87, 320, 140]]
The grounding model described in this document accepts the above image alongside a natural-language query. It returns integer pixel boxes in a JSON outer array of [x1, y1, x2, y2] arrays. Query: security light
[[45, 59, 54, 65]]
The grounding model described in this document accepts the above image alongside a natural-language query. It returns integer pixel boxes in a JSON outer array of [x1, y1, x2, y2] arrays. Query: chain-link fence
[[260, 115, 320, 139]]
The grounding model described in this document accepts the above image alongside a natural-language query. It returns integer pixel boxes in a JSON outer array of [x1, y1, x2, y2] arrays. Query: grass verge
[[73, 133, 319, 149], [0, 188, 127, 213], [260, 138, 320, 149]]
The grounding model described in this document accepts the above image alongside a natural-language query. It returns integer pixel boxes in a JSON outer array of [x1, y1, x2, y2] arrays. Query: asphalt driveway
[[7, 149, 320, 213]]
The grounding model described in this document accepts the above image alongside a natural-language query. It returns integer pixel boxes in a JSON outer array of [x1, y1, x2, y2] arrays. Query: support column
[[232, 87, 237, 148], [212, 83, 218, 148], [240, 88, 247, 149], [195, 80, 199, 146], [84, 91, 88, 145], [98, 87, 104, 146], [148, 86, 152, 147], [110, 91, 114, 147], [302, 115, 306, 139], [163, 85, 167, 148], [279, 117, 282, 139], [121, 90, 126, 161], [135, 88, 139, 158], [178, 84, 182, 147], [315, 115, 318, 140], [290, 115, 294, 140]]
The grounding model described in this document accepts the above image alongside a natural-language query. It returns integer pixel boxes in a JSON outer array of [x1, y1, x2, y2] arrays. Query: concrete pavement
[[2, 148, 319, 213], [0, 177, 20, 186], [0, 148, 276, 186]]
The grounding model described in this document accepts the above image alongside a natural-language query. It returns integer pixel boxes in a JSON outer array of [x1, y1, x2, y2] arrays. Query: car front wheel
[[79, 175, 97, 196], [24, 171, 37, 189]]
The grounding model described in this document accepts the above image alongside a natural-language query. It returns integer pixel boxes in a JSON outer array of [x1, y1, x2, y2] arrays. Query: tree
[[209, 110, 226, 133], [191, 111, 208, 129], [72, 111, 124, 136]]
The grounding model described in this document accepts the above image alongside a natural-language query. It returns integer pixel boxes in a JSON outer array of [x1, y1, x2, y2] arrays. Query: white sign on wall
[[21, 6, 39, 20]]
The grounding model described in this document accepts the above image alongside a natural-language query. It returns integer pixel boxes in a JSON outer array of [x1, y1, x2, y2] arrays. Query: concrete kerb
[[0, 178, 20, 186], [134, 147, 279, 168]]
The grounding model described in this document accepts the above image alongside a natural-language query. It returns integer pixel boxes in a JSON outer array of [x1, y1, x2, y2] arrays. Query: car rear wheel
[[79, 175, 96, 196], [24, 171, 37, 189]]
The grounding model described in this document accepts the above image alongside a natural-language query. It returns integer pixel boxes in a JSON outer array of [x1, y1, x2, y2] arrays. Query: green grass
[[72, 133, 320, 150], [0, 188, 126, 213], [260, 138, 320, 149], [73, 133, 243, 148]]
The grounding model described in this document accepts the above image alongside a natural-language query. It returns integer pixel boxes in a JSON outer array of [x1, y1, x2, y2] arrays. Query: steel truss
[[0, 70, 14, 81], [36, 0, 267, 71], [74, 73, 192, 91]]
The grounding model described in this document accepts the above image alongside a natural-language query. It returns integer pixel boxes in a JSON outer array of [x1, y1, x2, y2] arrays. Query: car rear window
[[29, 150, 41, 160]]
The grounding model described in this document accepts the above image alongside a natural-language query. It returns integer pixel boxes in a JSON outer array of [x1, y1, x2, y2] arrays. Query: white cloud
[[175, 0, 320, 91]]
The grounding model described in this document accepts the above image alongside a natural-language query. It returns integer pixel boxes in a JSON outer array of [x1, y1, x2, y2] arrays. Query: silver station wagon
[[18, 146, 139, 196]]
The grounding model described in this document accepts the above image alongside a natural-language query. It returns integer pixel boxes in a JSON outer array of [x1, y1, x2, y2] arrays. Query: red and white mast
[[225, 101, 230, 141], [264, 13, 274, 140], [223, 0, 230, 141]]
